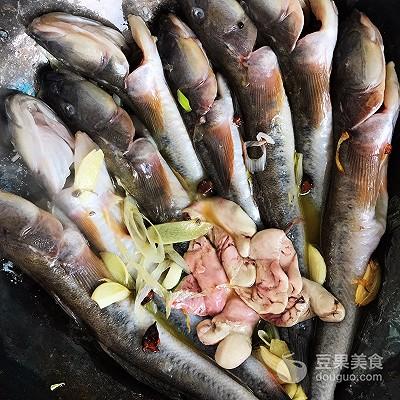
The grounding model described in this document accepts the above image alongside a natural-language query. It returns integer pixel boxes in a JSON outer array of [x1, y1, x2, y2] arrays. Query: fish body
[[157, 14, 217, 117], [193, 74, 261, 225], [240, 0, 304, 54], [29, 12, 129, 90], [5, 93, 74, 198], [0, 191, 266, 400], [310, 63, 400, 400], [40, 70, 190, 222], [125, 15, 205, 193]]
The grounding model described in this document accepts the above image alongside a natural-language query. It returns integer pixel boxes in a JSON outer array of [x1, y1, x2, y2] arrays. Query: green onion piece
[[147, 220, 212, 245], [177, 89, 192, 112]]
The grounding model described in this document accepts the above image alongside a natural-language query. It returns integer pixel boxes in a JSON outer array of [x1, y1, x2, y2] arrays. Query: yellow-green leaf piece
[[100, 252, 134, 289], [74, 149, 104, 193], [147, 220, 212, 245], [91, 282, 131, 309], [177, 89, 192, 112]]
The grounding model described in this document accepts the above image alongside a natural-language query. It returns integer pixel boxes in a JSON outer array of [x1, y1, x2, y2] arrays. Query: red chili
[[197, 179, 214, 197], [300, 175, 314, 195], [233, 115, 242, 126], [141, 290, 155, 306], [142, 322, 160, 353]]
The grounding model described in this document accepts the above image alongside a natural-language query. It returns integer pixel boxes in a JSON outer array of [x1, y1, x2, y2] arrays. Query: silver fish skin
[[40, 70, 190, 223], [285, 0, 338, 245], [240, 0, 304, 54], [125, 15, 205, 194], [310, 63, 400, 400], [193, 74, 262, 226], [333, 10, 386, 132], [5, 93, 74, 198], [0, 191, 263, 400], [157, 14, 218, 117], [28, 12, 129, 90], [179, 0, 257, 85]]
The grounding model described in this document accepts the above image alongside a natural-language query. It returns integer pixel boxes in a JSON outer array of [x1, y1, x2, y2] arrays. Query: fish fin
[[345, 140, 385, 210], [197, 116, 235, 193], [125, 65, 165, 134], [127, 138, 188, 221], [293, 67, 330, 126], [383, 62, 400, 122], [246, 48, 285, 137], [59, 229, 111, 292]]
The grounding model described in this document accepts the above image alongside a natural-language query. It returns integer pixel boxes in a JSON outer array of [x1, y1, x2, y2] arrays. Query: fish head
[[0, 191, 63, 261], [240, 0, 304, 53], [180, 0, 257, 64], [158, 14, 218, 115], [28, 12, 129, 89], [40, 70, 135, 151], [334, 11, 385, 129], [5, 93, 74, 197]]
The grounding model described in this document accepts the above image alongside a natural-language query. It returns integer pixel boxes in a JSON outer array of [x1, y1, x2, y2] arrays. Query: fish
[[157, 14, 217, 117], [193, 74, 262, 226], [239, 0, 304, 54], [0, 191, 266, 400], [5, 93, 74, 198], [125, 15, 205, 194], [336, 195, 400, 399], [333, 10, 386, 132], [235, 46, 307, 276], [179, 0, 257, 84], [310, 62, 400, 400], [40, 70, 135, 153], [40, 70, 190, 223], [284, 0, 338, 245], [28, 12, 130, 90], [54, 132, 138, 264]]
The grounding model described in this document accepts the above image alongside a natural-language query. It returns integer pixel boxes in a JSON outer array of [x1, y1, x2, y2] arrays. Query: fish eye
[[64, 103, 75, 117], [191, 7, 205, 23], [237, 21, 244, 29]]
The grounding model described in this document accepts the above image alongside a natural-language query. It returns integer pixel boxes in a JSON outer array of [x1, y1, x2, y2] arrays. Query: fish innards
[[0, 1, 399, 400]]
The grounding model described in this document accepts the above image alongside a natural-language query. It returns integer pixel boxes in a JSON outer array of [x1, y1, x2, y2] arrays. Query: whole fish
[[125, 15, 205, 193], [240, 0, 304, 54], [310, 63, 400, 400], [28, 12, 130, 90], [0, 191, 264, 400], [5, 93, 74, 198], [336, 195, 400, 399], [180, 0, 257, 84], [287, 0, 338, 245], [193, 74, 261, 226], [333, 10, 386, 132], [157, 14, 217, 117], [40, 70, 190, 222]]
